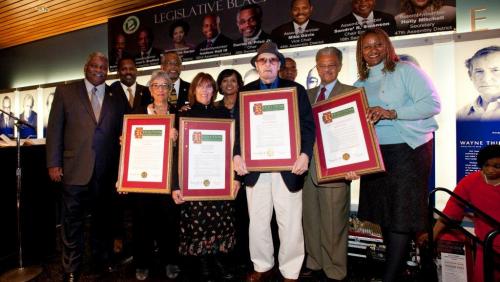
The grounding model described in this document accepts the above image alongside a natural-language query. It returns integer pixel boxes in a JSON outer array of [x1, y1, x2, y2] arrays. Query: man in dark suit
[[233, 42, 315, 282], [110, 57, 152, 113], [233, 4, 271, 54], [46, 52, 127, 282], [161, 51, 190, 114], [1, 96, 15, 137], [19, 93, 38, 138], [134, 27, 162, 67], [195, 14, 233, 57], [302, 47, 357, 282], [271, 0, 329, 48], [331, 0, 396, 41]]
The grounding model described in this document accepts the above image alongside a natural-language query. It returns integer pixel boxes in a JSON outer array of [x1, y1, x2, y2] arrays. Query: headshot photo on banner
[[455, 39, 500, 181], [107, 0, 456, 70]]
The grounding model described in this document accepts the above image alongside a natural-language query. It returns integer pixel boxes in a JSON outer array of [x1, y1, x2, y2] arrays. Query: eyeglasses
[[256, 57, 280, 65], [316, 64, 339, 70], [151, 83, 173, 90]]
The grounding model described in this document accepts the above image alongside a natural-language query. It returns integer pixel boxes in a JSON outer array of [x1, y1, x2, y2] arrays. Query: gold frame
[[117, 114, 174, 194]]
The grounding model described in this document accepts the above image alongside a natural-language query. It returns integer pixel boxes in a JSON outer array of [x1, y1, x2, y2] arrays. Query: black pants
[[132, 193, 180, 269], [61, 174, 115, 273]]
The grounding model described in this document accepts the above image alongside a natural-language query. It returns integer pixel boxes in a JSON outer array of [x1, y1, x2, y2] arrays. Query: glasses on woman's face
[[256, 57, 280, 65], [151, 83, 173, 90]]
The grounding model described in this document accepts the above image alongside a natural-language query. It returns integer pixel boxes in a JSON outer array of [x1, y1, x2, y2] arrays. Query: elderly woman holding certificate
[[172, 72, 240, 282], [354, 28, 441, 282], [131, 70, 181, 281]]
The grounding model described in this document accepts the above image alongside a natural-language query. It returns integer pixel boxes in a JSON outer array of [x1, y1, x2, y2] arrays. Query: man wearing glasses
[[302, 47, 356, 282], [233, 42, 314, 282], [161, 51, 190, 114]]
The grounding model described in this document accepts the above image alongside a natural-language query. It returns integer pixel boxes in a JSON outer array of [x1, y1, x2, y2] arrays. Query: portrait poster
[[312, 88, 384, 182], [239, 87, 300, 171], [0, 92, 16, 139], [455, 38, 500, 181], [118, 114, 174, 194], [18, 89, 38, 139], [179, 117, 235, 201], [107, 0, 455, 70], [42, 87, 55, 137]]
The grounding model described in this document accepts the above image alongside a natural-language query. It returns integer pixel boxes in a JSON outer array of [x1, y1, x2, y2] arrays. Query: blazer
[[195, 33, 234, 56], [271, 19, 330, 47], [46, 79, 127, 186], [234, 78, 315, 192], [307, 82, 357, 187], [168, 79, 191, 116], [110, 81, 152, 114], [331, 11, 396, 36]]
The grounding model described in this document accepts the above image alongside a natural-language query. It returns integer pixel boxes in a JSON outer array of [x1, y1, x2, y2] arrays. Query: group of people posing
[[46, 26, 499, 282]]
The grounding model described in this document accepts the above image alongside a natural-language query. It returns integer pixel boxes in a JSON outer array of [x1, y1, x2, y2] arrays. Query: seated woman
[[172, 72, 240, 282], [421, 144, 500, 282]]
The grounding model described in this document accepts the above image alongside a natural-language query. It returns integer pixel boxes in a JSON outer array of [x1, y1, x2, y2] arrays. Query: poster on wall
[[42, 87, 55, 137], [107, 0, 456, 70], [18, 90, 38, 139], [455, 40, 500, 181], [0, 93, 16, 138]]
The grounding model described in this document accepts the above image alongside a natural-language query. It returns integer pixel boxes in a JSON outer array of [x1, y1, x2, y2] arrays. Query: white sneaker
[[166, 264, 180, 279], [135, 268, 149, 281]]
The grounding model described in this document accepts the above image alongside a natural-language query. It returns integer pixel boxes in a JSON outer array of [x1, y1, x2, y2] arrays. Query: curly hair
[[400, 0, 443, 14], [356, 28, 399, 80]]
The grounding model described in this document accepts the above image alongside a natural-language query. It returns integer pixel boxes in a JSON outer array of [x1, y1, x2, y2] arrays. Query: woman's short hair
[[216, 69, 244, 95], [400, 0, 443, 14], [356, 28, 399, 81], [148, 70, 172, 87], [477, 145, 500, 168], [188, 72, 217, 106]]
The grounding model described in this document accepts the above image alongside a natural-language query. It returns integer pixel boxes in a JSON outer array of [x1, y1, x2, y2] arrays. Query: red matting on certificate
[[118, 114, 174, 194], [179, 117, 235, 200], [240, 88, 300, 171], [312, 88, 384, 183]]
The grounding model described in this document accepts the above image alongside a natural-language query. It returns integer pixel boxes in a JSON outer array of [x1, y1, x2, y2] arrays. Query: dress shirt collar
[[353, 11, 374, 26], [293, 20, 310, 33], [243, 29, 263, 43], [120, 82, 137, 97]]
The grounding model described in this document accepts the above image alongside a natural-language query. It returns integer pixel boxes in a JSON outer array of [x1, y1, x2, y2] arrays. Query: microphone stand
[[0, 109, 42, 282]]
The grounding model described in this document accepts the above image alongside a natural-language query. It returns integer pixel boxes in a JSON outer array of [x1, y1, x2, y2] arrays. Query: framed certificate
[[312, 88, 384, 183], [118, 114, 174, 194], [240, 87, 300, 171], [179, 117, 235, 200]]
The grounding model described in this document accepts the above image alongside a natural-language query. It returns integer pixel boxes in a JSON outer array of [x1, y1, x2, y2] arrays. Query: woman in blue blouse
[[354, 28, 441, 282]]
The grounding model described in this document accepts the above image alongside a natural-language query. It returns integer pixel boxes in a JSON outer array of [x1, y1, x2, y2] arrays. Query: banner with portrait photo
[[107, 0, 456, 70], [42, 87, 56, 137], [0, 93, 16, 139], [455, 39, 500, 181], [18, 90, 38, 139]]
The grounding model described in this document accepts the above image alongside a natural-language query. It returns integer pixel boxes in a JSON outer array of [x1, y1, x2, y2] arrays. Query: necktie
[[168, 87, 178, 106], [362, 18, 368, 28], [127, 87, 134, 107], [90, 87, 100, 120], [316, 87, 326, 103], [297, 26, 303, 34], [206, 40, 212, 48]]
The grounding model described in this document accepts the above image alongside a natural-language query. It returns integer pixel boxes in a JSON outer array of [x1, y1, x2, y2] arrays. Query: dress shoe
[[166, 264, 180, 279], [246, 270, 273, 282], [62, 272, 79, 282], [135, 268, 149, 281], [214, 257, 235, 280]]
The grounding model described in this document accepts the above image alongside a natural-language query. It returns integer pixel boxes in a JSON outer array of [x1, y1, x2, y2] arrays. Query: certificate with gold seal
[[118, 114, 174, 194], [179, 117, 235, 201], [312, 88, 385, 183], [240, 87, 301, 171]]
